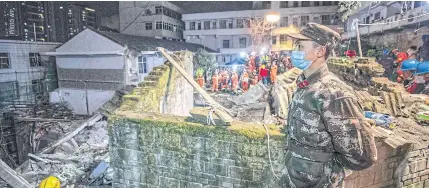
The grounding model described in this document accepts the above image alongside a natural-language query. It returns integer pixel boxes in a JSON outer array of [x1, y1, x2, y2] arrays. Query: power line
[[121, 1, 151, 33]]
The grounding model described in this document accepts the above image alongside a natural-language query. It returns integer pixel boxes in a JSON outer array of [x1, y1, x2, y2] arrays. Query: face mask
[[291, 51, 312, 70]]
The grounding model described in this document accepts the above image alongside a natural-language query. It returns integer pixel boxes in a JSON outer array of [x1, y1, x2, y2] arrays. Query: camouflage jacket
[[282, 64, 377, 188]]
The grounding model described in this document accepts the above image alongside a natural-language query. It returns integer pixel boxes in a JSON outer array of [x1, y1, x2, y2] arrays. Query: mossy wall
[[109, 116, 286, 188]]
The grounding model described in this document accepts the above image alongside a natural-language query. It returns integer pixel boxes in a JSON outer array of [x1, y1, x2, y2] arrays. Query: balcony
[[342, 6, 429, 39]]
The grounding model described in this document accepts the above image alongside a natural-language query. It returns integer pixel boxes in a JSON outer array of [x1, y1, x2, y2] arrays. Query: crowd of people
[[195, 51, 294, 94]]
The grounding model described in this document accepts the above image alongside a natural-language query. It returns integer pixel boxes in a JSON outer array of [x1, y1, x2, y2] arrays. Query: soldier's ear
[[317, 46, 327, 58]]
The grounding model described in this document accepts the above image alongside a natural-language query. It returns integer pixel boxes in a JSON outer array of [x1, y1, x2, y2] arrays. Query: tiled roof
[[91, 29, 216, 53]]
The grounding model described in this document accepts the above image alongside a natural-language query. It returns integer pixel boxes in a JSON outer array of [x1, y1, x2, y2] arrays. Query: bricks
[[410, 160, 428, 173]]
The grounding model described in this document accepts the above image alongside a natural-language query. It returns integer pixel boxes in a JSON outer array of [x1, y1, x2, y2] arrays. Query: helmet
[[400, 59, 420, 71], [39, 176, 60, 188], [415, 61, 429, 75]]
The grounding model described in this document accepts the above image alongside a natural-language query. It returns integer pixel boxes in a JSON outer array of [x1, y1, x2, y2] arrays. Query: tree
[[338, 1, 362, 21], [245, 17, 273, 52], [194, 49, 217, 80]]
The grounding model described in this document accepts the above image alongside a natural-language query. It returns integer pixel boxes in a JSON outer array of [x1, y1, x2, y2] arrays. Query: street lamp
[[265, 12, 280, 52]]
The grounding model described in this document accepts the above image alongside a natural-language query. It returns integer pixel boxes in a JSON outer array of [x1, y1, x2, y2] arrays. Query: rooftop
[[92, 29, 216, 53]]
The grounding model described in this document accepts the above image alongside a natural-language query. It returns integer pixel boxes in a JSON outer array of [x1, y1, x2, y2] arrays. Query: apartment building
[[119, 1, 185, 40], [342, 1, 429, 49], [182, 1, 341, 64]]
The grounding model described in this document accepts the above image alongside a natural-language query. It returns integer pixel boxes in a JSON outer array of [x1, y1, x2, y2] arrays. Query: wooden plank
[[157, 48, 233, 124], [40, 114, 102, 154], [0, 159, 32, 188]]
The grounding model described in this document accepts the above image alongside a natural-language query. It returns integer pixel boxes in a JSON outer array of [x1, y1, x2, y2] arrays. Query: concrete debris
[[233, 82, 268, 105], [15, 118, 110, 187]]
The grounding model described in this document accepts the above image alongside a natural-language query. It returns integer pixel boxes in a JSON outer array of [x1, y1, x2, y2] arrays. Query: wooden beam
[[40, 114, 102, 154], [157, 48, 233, 124], [0, 159, 32, 188]]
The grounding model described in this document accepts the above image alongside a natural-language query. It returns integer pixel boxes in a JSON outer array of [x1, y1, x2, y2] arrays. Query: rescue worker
[[270, 61, 278, 85], [39, 176, 60, 188], [196, 69, 205, 88], [211, 70, 219, 92], [282, 23, 377, 188], [241, 71, 250, 91], [231, 71, 239, 93], [414, 61, 429, 94], [390, 49, 408, 83], [259, 64, 269, 85], [223, 71, 230, 91], [400, 59, 420, 93], [407, 46, 418, 60], [251, 70, 259, 85]]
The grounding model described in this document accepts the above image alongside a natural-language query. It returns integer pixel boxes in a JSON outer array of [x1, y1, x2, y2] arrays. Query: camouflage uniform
[[282, 23, 377, 188]]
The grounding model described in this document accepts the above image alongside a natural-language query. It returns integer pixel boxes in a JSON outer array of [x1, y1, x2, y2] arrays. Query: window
[[0, 53, 10, 69], [222, 56, 226, 63], [280, 16, 289, 27], [204, 21, 210, 30], [272, 36, 277, 45], [301, 16, 310, 26], [262, 1, 271, 9], [197, 22, 201, 30], [280, 35, 288, 45], [236, 19, 244, 28], [302, 1, 310, 7], [29, 53, 41, 67], [156, 22, 162, 30], [155, 6, 162, 14], [212, 22, 217, 29], [222, 40, 230, 48], [239, 38, 246, 48], [228, 21, 233, 29], [322, 15, 331, 25], [293, 17, 299, 27], [220, 20, 227, 29], [280, 1, 288, 8], [145, 22, 152, 30], [190, 22, 196, 30], [314, 1, 320, 6], [374, 12, 381, 20], [138, 56, 148, 74], [32, 79, 43, 94], [293, 1, 299, 7], [322, 1, 332, 6]]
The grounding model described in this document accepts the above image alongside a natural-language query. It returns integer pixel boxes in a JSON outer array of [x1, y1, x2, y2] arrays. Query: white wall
[[50, 88, 115, 115], [0, 40, 61, 100], [119, 1, 184, 39]]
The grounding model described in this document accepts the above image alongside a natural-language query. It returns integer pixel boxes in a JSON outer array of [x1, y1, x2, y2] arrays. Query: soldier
[[282, 23, 377, 188]]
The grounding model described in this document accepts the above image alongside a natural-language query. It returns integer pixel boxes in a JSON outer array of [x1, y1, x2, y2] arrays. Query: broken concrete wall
[[109, 114, 285, 188], [122, 51, 193, 116]]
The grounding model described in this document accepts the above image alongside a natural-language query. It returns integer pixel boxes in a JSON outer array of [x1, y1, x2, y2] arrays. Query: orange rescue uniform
[[241, 72, 250, 91], [270, 65, 278, 84], [212, 74, 219, 92], [231, 73, 239, 92], [395, 52, 408, 83]]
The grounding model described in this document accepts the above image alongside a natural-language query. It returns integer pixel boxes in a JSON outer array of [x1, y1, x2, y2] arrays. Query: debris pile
[[15, 115, 111, 187]]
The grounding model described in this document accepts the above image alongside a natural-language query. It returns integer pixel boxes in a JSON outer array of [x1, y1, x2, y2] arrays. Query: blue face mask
[[291, 51, 312, 70]]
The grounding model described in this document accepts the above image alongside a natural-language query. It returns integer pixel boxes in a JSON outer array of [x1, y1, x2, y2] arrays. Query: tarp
[[225, 58, 246, 65]]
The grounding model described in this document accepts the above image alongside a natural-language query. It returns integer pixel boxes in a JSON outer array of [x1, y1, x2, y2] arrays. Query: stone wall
[[121, 51, 194, 116], [109, 114, 285, 188], [366, 27, 429, 51]]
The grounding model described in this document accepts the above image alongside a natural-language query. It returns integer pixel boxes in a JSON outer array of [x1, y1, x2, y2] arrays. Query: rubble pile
[[327, 57, 384, 87], [14, 116, 110, 187]]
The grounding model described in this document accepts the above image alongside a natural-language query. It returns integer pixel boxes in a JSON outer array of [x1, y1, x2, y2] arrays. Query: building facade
[[342, 1, 429, 50], [119, 1, 184, 40], [0, 2, 98, 43], [0, 40, 61, 104], [182, 1, 341, 64]]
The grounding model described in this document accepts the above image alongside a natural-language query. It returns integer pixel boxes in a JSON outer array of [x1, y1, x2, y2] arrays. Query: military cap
[[287, 22, 341, 50]]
